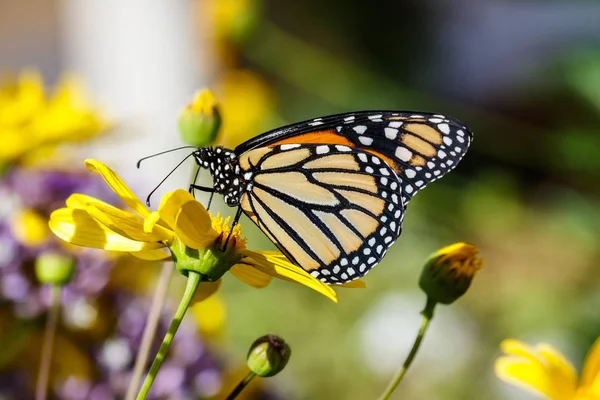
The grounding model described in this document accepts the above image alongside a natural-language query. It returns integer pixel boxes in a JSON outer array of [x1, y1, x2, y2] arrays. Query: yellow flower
[[495, 338, 600, 400], [0, 69, 106, 165], [11, 209, 50, 246], [190, 292, 226, 337], [419, 242, 483, 304], [49, 159, 339, 302], [215, 69, 274, 148]]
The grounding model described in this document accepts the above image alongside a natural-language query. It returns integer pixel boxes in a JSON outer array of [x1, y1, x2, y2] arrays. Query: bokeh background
[[2, 0, 600, 399]]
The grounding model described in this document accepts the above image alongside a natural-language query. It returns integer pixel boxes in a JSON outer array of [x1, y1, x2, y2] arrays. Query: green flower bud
[[178, 89, 221, 147], [419, 242, 483, 305], [35, 252, 76, 285], [169, 235, 241, 281], [246, 334, 291, 377]]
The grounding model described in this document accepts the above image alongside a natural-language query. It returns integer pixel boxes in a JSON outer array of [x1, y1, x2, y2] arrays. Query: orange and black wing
[[234, 111, 472, 205], [236, 144, 404, 284]]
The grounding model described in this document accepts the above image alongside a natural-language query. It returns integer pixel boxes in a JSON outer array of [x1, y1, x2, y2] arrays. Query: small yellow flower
[[191, 292, 226, 337], [495, 338, 600, 400], [0, 69, 106, 165], [11, 209, 50, 246], [419, 242, 483, 304], [49, 159, 339, 302]]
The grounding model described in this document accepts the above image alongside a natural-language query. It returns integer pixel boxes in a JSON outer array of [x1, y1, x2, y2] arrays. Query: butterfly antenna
[[136, 146, 198, 168], [207, 192, 215, 211], [145, 152, 196, 207]]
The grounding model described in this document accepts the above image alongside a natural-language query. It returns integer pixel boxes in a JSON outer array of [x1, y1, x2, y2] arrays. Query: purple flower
[[0, 167, 118, 317]]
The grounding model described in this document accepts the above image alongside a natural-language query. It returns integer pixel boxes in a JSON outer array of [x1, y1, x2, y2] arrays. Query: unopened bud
[[246, 334, 291, 377], [35, 252, 76, 285], [178, 89, 221, 147], [419, 242, 483, 305]]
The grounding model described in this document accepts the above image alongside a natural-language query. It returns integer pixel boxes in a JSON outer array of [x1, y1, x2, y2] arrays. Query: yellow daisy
[[495, 338, 600, 400], [0, 70, 106, 165], [49, 159, 341, 302]]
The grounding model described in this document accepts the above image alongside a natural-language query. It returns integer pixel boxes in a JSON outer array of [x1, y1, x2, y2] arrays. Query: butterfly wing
[[237, 144, 404, 283], [234, 111, 472, 205]]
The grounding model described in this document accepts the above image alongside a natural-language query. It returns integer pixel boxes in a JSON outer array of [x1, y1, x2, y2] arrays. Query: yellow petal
[[192, 280, 222, 303], [144, 211, 161, 233], [501, 339, 541, 359], [129, 249, 171, 261], [537, 344, 578, 399], [579, 338, 600, 393], [496, 339, 577, 400], [495, 356, 556, 400], [157, 189, 218, 249], [65, 193, 99, 209], [230, 263, 273, 288], [174, 200, 219, 249], [84, 205, 168, 244], [157, 189, 194, 228], [84, 159, 149, 218], [240, 250, 337, 302], [49, 208, 164, 252]]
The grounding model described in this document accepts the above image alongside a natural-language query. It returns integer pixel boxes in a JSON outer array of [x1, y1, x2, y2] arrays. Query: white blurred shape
[[100, 338, 132, 371], [359, 292, 478, 383], [59, 0, 206, 200], [63, 297, 98, 329]]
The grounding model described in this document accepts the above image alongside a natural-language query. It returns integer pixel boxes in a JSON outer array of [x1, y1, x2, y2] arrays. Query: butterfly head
[[194, 146, 243, 206]]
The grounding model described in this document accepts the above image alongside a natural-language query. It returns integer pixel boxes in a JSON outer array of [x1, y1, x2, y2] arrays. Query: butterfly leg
[[222, 207, 243, 251], [188, 184, 215, 193], [189, 166, 201, 197]]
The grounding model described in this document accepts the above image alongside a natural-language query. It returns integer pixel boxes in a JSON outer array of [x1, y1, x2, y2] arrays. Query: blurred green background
[[2, 0, 600, 399]]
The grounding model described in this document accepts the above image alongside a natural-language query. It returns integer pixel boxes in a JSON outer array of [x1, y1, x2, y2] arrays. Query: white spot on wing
[[316, 145, 329, 154], [437, 123, 450, 134], [353, 125, 367, 134], [280, 144, 300, 150], [359, 136, 373, 145], [395, 146, 412, 162], [385, 128, 398, 139]]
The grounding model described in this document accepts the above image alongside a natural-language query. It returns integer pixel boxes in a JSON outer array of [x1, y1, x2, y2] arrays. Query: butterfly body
[[193, 111, 472, 284]]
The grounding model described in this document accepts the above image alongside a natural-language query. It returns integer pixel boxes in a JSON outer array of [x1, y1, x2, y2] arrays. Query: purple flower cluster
[[0, 167, 118, 317], [0, 288, 228, 400]]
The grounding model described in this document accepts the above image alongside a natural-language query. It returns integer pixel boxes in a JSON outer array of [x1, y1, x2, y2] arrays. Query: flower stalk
[[136, 271, 202, 399], [225, 371, 257, 400], [125, 262, 173, 400], [35, 285, 62, 400], [377, 298, 436, 400]]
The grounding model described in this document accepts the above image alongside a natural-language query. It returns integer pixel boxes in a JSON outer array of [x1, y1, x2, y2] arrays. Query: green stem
[[377, 297, 436, 400], [136, 271, 202, 400], [125, 262, 173, 400], [225, 371, 257, 400], [36, 285, 62, 400]]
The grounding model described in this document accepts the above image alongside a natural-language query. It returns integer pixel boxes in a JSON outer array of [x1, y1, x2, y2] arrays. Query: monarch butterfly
[[178, 111, 471, 284]]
